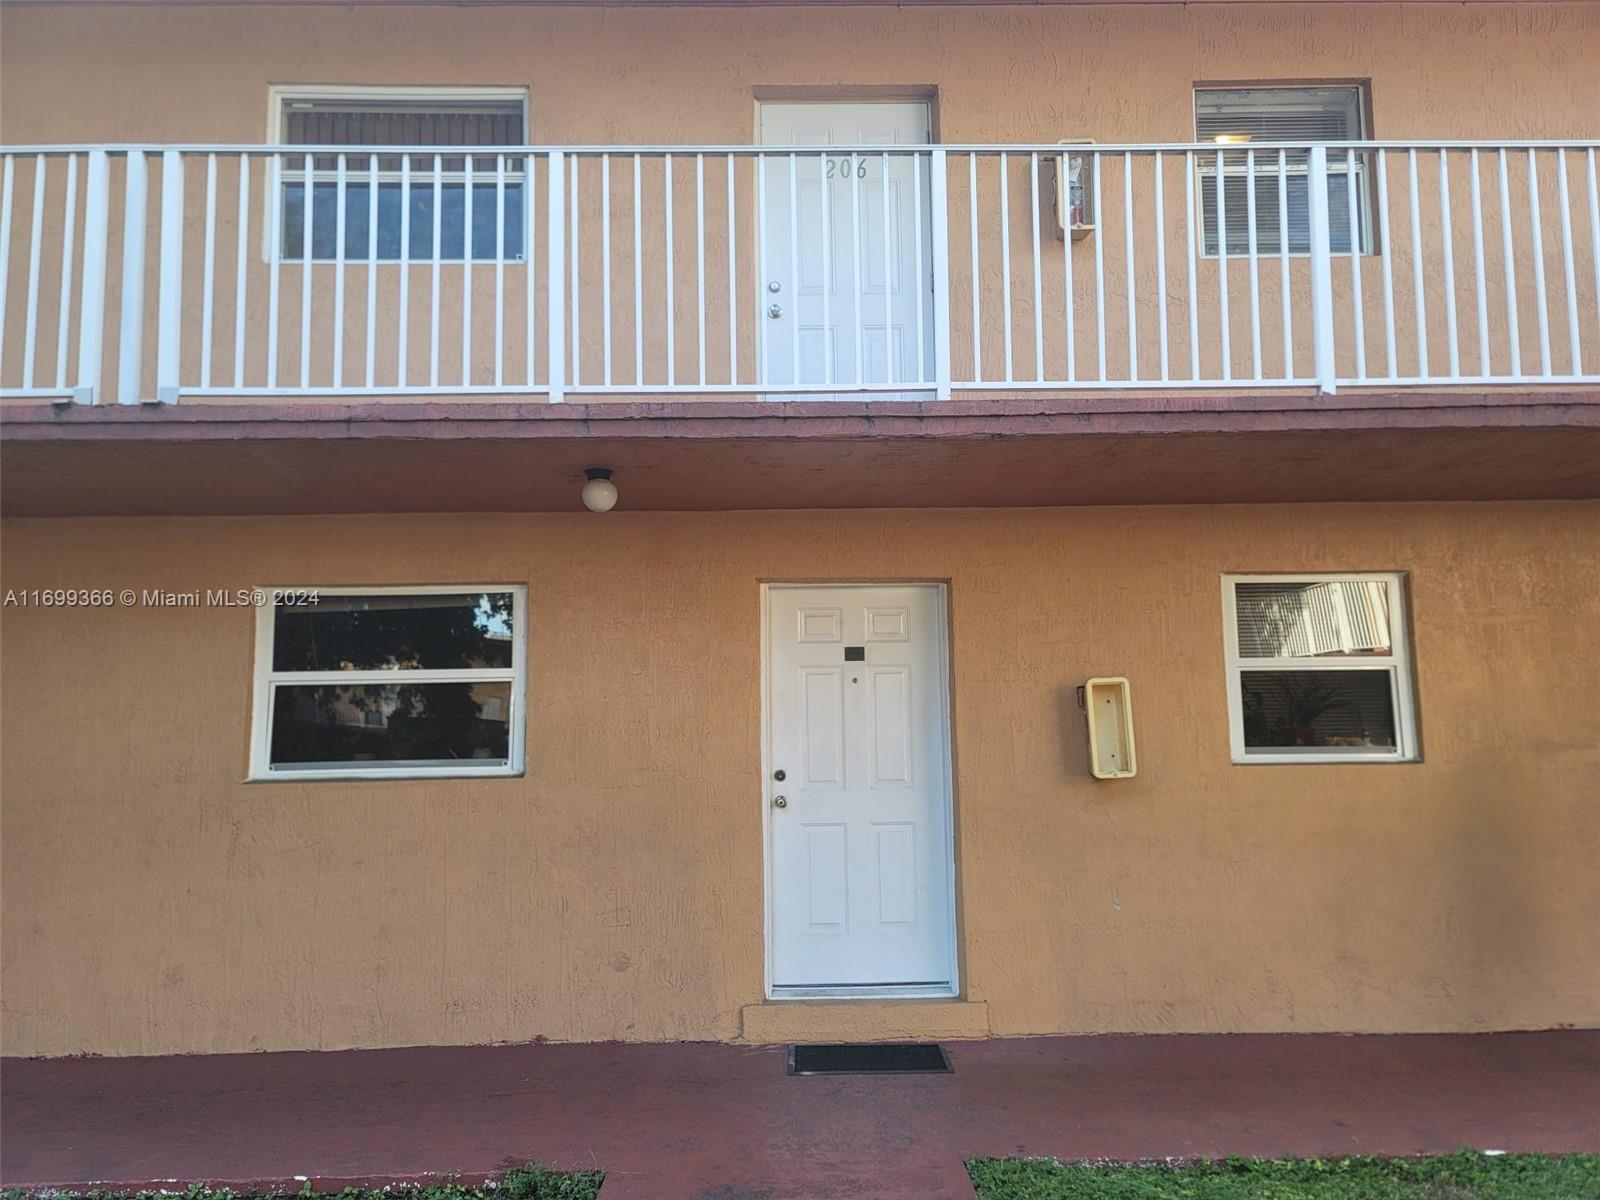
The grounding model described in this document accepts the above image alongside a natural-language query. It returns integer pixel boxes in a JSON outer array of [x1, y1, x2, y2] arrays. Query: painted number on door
[[825, 158, 870, 179]]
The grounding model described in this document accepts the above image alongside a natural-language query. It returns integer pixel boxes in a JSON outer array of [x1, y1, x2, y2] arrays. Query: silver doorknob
[[773, 795, 788, 808], [768, 303, 782, 319]]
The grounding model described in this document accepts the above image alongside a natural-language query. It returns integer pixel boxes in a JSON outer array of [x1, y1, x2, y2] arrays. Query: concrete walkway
[[4, 1031, 1597, 1199]]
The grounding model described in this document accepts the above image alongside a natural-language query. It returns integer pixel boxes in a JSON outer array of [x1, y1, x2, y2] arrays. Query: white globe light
[[581, 470, 618, 513]]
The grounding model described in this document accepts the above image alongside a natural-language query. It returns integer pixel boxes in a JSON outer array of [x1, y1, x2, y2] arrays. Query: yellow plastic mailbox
[[1080, 677, 1137, 780]]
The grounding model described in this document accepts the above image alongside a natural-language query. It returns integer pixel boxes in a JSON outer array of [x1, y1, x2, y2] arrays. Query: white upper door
[[766, 584, 955, 993], [758, 102, 936, 397]]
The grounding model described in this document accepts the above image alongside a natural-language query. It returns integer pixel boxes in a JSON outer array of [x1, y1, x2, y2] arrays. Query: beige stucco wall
[[2, 4, 1598, 398], [2, 501, 1597, 1056]]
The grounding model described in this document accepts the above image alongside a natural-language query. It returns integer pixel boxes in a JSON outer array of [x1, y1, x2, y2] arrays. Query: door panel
[[758, 103, 936, 396], [767, 584, 954, 991]]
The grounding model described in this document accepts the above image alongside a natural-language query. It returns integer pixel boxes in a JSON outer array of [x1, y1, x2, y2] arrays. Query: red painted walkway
[[4, 1032, 1597, 1199]]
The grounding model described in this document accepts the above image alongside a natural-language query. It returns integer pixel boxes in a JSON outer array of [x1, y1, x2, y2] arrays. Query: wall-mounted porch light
[[581, 468, 618, 513]]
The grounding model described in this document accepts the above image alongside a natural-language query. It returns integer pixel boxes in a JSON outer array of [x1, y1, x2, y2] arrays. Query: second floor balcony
[[1, 138, 1598, 408]]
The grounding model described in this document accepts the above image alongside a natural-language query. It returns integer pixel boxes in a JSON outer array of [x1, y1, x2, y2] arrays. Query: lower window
[[250, 586, 526, 780], [1222, 574, 1418, 763]]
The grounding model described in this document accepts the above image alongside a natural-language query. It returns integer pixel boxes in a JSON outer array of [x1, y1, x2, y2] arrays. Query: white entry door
[[758, 102, 936, 396], [765, 584, 956, 994]]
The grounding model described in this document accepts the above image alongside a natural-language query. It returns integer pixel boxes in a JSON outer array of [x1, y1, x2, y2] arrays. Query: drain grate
[[788, 1042, 952, 1075]]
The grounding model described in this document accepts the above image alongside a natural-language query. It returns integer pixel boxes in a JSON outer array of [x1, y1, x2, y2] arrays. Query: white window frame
[[249, 583, 528, 782], [1221, 572, 1418, 765], [265, 84, 531, 264], [1193, 84, 1374, 259]]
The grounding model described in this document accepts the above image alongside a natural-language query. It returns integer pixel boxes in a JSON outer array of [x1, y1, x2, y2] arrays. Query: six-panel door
[[766, 584, 955, 992]]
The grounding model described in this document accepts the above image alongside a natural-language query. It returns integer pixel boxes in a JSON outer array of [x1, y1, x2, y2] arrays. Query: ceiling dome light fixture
[[581, 467, 618, 513]]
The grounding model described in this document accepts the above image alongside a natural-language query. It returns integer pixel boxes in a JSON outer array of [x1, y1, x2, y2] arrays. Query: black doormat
[[787, 1042, 952, 1075]]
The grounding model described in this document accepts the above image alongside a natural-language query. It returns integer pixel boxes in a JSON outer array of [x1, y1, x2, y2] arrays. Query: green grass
[[1, 1164, 603, 1200], [966, 1151, 1600, 1200]]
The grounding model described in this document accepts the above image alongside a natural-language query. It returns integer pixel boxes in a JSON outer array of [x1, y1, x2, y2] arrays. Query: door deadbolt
[[768, 280, 782, 293], [773, 769, 786, 782]]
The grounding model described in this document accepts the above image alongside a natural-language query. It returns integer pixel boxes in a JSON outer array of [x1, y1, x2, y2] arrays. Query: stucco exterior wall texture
[[2, 502, 1597, 1057]]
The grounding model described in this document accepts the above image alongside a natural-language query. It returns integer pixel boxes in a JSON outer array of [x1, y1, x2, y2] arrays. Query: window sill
[[1231, 753, 1419, 766], [247, 764, 523, 783]]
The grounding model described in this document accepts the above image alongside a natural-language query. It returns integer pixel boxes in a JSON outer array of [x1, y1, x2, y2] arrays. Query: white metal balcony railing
[[0, 141, 1597, 406]]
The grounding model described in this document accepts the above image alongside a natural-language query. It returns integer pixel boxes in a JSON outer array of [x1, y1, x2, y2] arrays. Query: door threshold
[[770, 983, 956, 1001]]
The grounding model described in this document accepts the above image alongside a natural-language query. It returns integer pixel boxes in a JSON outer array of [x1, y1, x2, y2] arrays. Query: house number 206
[[825, 158, 870, 179]]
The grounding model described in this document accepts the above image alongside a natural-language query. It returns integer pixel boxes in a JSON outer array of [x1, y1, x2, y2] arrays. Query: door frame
[[753, 98, 938, 401], [759, 581, 960, 1001]]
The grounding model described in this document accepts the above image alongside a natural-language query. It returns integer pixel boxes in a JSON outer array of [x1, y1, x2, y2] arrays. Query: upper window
[[1222, 574, 1417, 764], [250, 586, 526, 780], [271, 87, 528, 262], [1195, 86, 1372, 257]]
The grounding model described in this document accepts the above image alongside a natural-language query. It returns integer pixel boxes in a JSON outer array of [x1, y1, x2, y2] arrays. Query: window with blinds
[[1195, 86, 1371, 256], [1222, 574, 1418, 763], [274, 92, 527, 262]]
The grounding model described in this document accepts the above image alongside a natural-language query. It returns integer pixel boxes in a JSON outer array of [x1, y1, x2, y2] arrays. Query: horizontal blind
[[283, 103, 523, 148], [1234, 581, 1393, 659]]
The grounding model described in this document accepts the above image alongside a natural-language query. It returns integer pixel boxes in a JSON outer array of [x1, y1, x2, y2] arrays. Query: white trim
[[759, 582, 960, 1002], [248, 584, 528, 782], [1220, 572, 1418, 765]]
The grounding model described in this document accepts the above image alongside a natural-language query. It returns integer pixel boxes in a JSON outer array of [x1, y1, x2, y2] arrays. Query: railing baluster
[[1347, 149, 1366, 380], [1213, 148, 1228, 382], [0, 157, 13, 385], [526, 152, 537, 389], [495, 154, 506, 389], [1526, 148, 1551, 377], [1184, 150, 1197, 381], [968, 152, 981, 384], [1555, 148, 1580, 377], [234, 155, 250, 389], [74, 150, 110, 404], [119, 150, 149, 404], [756, 154, 767, 388], [1307, 146, 1338, 395], [300, 152, 313, 389], [1376, 149, 1396, 379], [1470, 149, 1490, 377], [1438, 151, 1460, 379], [1093, 151, 1106, 381], [547, 149, 565, 402], [333, 153, 346, 388], [430, 152, 441, 388], [726, 154, 738, 387], [602, 155, 612, 387], [696, 153, 707, 388], [850, 151, 863, 387], [882, 150, 895, 387], [463, 151, 475, 388], [1125, 151, 1139, 382], [1030, 152, 1043, 384], [366, 153, 378, 389], [913, 151, 926, 385], [1407, 149, 1428, 379], [54, 154, 79, 393], [156, 149, 184, 402], [1154, 151, 1169, 383], [398, 155, 411, 388], [1498, 148, 1521, 377], [1246, 149, 1260, 380], [1588, 150, 1600, 359], [930, 149, 951, 401], [568, 154, 577, 388], [22, 155, 46, 389], [999, 151, 1013, 382], [1277, 149, 1291, 380], [199, 153, 216, 389], [788, 151, 800, 387], [634, 154, 644, 386], [665, 153, 675, 389], [820, 151, 833, 387]]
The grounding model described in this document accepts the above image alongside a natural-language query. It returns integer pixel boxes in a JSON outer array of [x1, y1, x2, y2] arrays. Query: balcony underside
[[3, 391, 1596, 517]]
